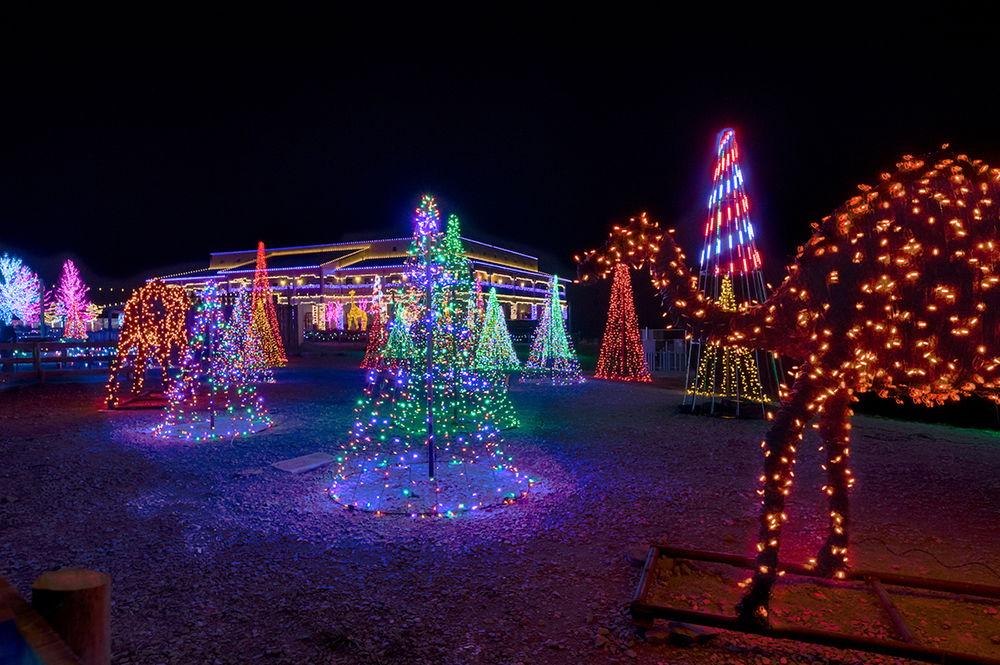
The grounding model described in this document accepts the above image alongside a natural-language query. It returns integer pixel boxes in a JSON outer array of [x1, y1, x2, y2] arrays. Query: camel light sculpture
[[576, 146, 1000, 626]]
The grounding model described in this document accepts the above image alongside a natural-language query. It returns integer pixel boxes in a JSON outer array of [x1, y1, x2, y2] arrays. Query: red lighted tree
[[594, 262, 651, 382], [251, 241, 287, 366], [360, 276, 387, 369], [577, 146, 1000, 626]]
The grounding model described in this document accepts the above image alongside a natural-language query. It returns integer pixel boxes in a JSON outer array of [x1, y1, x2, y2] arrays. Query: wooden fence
[[0, 341, 116, 383]]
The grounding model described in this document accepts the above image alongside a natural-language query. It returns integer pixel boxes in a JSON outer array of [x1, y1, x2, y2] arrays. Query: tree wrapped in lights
[[577, 145, 1000, 626], [230, 287, 273, 383], [475, 287, 520, 372], [683, 129, 781, 416], [360, 276, 388, 369], [105, 280, 190, 408], [155, 283, 271, 440], [690, 276, 765, 399], [464, 279, 486, 349], [594, 262, 651, 382], [0, 254, 42, 326], [523, 276, 584, 385], [53, 259, 94, 339], [384, 306, 417, 366], [251, 241, 287, 367], [329, 194, 527, 516]]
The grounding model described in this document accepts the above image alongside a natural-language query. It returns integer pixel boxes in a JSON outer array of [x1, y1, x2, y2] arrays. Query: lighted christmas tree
[[463, 279, 485, 350], [0, 253, 42, 326], [475, 287, 520, 372], [384, 306, 417, 366], [328, 195, 528, 516], [682, 128, 780, 416], [594, 262, 651, 382], [523, 276, 584, 385], [360, 276, 387, 369], [689, 275, 765, 402], [53, 259, 94, 340], [230, 287, 274, 383], [155, 283, 271, 440], [251, 241, 287, 367], [105, 280, 190, 408]]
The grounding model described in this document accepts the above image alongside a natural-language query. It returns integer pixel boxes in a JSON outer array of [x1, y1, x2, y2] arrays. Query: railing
[[0, 341, 117, 383]]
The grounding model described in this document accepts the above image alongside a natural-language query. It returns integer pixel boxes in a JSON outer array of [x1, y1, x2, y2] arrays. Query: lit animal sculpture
[[577, 147, 1000, 626], [346, 290, 368, 331], [105, 280, 190, 408]]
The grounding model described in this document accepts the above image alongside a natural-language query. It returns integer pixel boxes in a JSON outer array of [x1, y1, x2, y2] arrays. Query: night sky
[[3, 10, 999, 318]]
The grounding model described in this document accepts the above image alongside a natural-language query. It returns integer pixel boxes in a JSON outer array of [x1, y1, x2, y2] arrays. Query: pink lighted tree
[[54, 259, 94, 339]]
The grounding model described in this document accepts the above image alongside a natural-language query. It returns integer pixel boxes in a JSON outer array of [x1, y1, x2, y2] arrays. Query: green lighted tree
[[523, 276, 584, 385], [475, 287, 520, 372]]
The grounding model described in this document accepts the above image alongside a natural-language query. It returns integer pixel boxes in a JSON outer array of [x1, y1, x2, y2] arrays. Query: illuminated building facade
[[161, 236, 568, 339]]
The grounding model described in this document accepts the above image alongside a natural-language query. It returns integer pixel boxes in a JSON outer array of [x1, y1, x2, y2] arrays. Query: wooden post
[[33, 342, 42, 383], [31, 569, 110, 665]]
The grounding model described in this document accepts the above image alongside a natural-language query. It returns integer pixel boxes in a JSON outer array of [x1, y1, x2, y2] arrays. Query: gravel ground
[[2, 351, 999, 665]]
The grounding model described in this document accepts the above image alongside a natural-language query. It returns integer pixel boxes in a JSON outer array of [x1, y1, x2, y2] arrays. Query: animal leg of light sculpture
[[737, 364, 820, 627], [813, 386, 854, 579]]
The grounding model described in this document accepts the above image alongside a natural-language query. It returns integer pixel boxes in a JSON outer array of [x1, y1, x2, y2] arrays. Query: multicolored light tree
[[523, 276, 584, 385], [155, 283, 271, 440], [384, 306, 417, 366], [54, 259, 94, 339], [105, 280, 190, 408], [683, 129, 781, 416], [474, 287, 520, 372], [594, 262, 651, 382], [576, 145, 1000, 626], [329, 195, 528, 516], [230, 287, 274, 383], [251, 242, 287, 367], [0, 254, 42, 326]]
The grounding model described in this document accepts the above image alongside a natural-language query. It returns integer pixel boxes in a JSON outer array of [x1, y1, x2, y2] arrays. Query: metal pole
[[425, 243, 435, 480]]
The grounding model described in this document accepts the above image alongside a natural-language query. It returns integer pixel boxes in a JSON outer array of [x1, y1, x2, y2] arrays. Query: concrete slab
[[272, 452, 335, 474]]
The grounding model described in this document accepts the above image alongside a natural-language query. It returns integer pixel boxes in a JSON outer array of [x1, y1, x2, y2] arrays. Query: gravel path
[[2, 353, 999, 664]]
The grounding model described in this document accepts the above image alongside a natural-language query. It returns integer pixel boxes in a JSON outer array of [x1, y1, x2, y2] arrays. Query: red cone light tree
[[594, 262, 651, 382], [251, 241, 287, 367]]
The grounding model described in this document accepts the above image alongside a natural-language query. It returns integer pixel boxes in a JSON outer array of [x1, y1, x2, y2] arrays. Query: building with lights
[[160, 236, 568, 341]]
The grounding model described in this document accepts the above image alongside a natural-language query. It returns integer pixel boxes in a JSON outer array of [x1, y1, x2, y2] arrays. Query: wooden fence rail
[[0, 341, 117, 383]]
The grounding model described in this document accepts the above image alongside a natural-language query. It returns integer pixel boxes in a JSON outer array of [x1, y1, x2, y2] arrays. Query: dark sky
[[2, 9, 999, 312]]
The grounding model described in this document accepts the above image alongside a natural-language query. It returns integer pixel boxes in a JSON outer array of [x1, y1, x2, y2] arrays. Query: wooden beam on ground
[[31, 570, 110, 665], [0, 574, 82, 665]]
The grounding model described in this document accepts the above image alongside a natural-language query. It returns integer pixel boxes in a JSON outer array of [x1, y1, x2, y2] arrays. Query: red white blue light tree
[[683, 129, 780, 416], [594, 262, 651, 382], [54, 259, 94, 340], [155, 283, 271, 440]]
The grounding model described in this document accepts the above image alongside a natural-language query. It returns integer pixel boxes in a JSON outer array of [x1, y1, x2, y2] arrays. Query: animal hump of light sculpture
[[576, 146, 1000, 626]]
